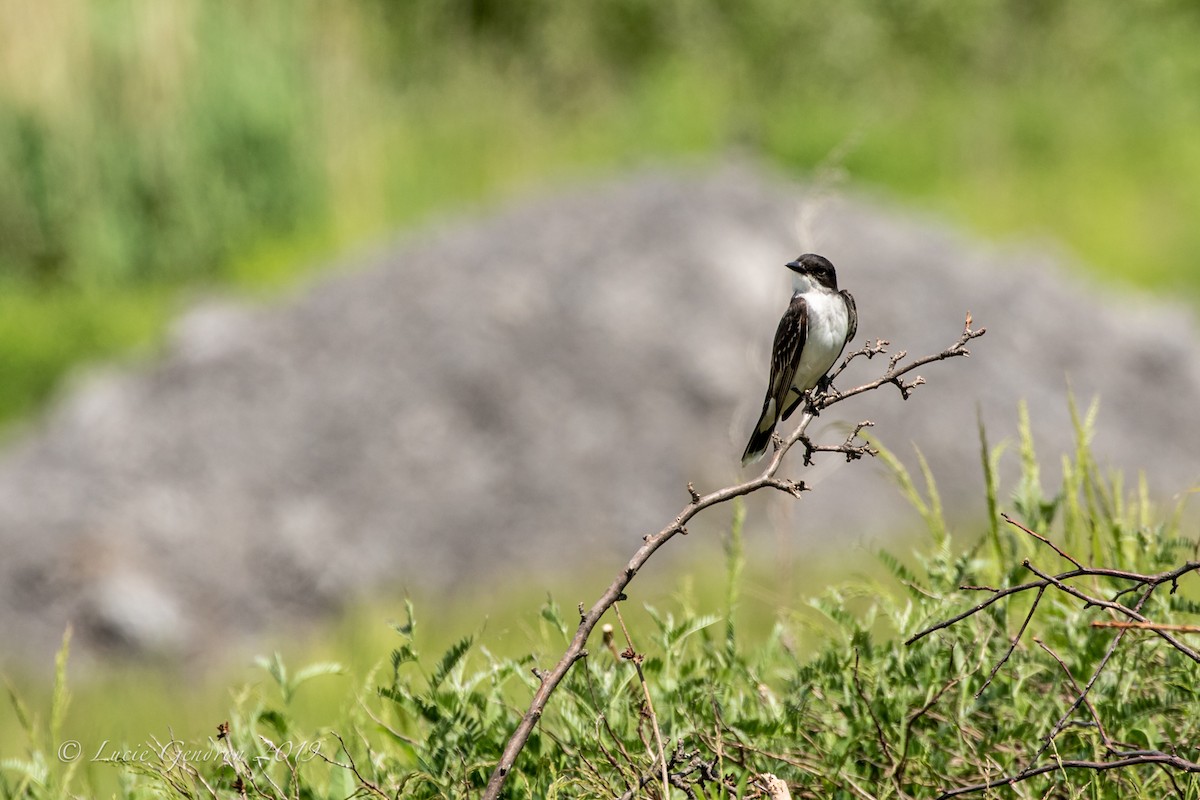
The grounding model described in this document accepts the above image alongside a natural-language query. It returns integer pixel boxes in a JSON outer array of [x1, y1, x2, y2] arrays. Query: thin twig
[[892, 674, 960, 785], [828, 338, 889, 383], [799, 421, 876, 466], [906, 579, 1046, 645], [313, 732, 390, 800], [818, 314, 984, 411], [1033, 638, 1112, 750], [581, 651, 640, 780], [975, 586, 1044, 698], [613, 602, 670, 799], [852, 650, 893, 763], [616, 745, 711, 800], [1002, 513, 1083, 569], [356, 697, 420, 747], [213, 730, 269, 800]]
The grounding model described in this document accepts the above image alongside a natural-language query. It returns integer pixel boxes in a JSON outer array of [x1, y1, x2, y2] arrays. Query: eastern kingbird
[[741, 253, 857, 466]]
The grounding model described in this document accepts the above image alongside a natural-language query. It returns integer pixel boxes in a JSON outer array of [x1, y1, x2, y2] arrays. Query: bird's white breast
[[792, 289, 850, 393]]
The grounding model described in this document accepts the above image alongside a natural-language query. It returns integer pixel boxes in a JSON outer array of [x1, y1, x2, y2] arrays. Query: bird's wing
[[740, 295, 808, 465], [766, 294, 808, 421], [841, 289, 857, 346], [780, 289, 855, 422]]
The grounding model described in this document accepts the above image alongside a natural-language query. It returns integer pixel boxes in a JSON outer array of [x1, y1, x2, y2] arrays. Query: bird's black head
[[785, 253, 838, 291]]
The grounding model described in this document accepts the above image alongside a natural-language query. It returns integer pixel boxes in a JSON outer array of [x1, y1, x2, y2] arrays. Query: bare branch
[[481, 315, 985, 798], [906, 579, 1045, 645], [827, 338, 890, 384], [817, 313, 985, 411], [800, 421, 876, 466]]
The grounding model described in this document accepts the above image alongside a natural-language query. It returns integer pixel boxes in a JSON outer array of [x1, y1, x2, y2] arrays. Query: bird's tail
[[740, 406, 777, 466]]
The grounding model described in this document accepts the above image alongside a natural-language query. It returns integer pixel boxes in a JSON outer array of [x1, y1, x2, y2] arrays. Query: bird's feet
[[812, 377, 843, 410], [804, 389, 821, 417]]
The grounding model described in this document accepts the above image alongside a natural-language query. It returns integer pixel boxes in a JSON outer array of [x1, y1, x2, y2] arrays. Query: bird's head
[[785, 253, 838, 292]]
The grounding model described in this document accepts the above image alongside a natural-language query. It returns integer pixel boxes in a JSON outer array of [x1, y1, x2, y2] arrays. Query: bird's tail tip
[[740, 452, 764, 468], [740, 430, 772, 467]]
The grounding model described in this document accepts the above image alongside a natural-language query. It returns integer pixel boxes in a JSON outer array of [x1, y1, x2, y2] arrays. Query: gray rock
[[1, 164, 1197, 665]]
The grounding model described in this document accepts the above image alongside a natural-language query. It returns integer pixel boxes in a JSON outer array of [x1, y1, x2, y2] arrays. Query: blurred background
[[3, 0, 1200, 781], [3, 0, 1200, 428]]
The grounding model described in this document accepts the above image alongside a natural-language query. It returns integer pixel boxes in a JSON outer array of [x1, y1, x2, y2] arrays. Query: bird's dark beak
[[785, 259, 803, 273]]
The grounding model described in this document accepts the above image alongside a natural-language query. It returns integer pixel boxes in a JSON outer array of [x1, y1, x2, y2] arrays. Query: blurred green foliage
[[2, 0, 1200, 425]]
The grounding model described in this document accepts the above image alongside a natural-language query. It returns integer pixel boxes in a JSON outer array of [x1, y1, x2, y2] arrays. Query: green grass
[[0, 547, 874, 796], [2, 1, 1200, 429]]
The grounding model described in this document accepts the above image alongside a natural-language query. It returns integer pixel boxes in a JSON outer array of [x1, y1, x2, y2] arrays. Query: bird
[[741, 253, 857, 466]]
